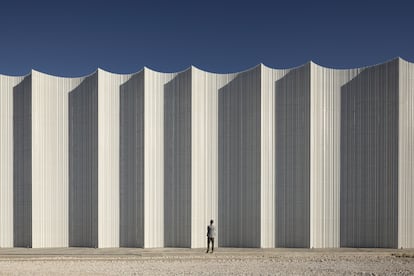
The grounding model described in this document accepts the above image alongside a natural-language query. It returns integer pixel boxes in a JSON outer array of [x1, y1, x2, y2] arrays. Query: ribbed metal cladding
[[13, 75, 32, 247], [144, 69, 176, 248], [69, 73, 98, 247], [32, 71, 84, 248], [164, 69, 192, 247], [310, 64, 361, 248], [275, 64, 311, 248], [218, 66, 261, 247], [261, 65, 289, 248], [340, 59, 399, 248], [0, 75, 24, 247], [0, 59, 413, 249], [98, 70, 133, 248], [398, 58, 414, 248], [191, 68, 237, 248], [120, 71, 145, 247]]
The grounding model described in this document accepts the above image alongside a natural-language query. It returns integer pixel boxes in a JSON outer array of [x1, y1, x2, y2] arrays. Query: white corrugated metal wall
[[261, 65, 289, 248], [309, 64, 361, 248], [0, 58, 413, 248], [399, 58, 414, 248], [0, 75, 24, 247], [31, 71, 84, 248], [97, 69, 133, 248], [143, 68, 176, 248]]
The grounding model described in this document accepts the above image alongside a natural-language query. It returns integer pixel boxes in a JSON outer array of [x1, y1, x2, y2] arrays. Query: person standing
[[206, 219, 216, 253]]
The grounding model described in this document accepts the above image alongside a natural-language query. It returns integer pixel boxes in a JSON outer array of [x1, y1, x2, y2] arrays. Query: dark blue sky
[[0, 0, 413, 76]]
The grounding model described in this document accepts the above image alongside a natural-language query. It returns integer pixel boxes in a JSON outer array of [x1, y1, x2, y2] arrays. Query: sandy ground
[[0, 248, 413, 275]]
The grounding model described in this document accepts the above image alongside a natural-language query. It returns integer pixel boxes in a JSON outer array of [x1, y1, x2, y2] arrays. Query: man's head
[[210, 219, 214, 225]]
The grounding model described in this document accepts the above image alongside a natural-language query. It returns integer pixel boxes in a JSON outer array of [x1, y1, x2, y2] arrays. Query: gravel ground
[[0, 253, 413, 275]]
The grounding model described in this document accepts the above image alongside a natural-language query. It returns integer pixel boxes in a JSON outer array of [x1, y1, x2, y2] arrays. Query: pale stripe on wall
[[98, 70, 133, 248], [32, 71, 86, 248], [144, 69, 176, 248], [261, 65, 289, 248], [0, 75, 23, 247], [398, 59, 414, 248], [310, 64, 360, 248]]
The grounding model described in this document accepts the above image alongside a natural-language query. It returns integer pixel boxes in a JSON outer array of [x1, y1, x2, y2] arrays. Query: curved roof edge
[[144, 65, 190, 74], [0, 71, 32, 78], [1, 57, 412, 78], [310, 56, 411, 70], [97, 67, 143, 76], [31, 68, 98, 79], [192, 63, 262, 75], [261, 61, 311, 71]]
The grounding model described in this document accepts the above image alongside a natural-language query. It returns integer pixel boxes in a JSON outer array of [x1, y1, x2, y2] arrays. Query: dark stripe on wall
[[218, 67, 261, 247], [275, 64, 310, 248], [120, 72, 145, 247], [69, 74, 99, 247], [340, 60, 398, 248], [13, 76, 32, 247], [164, 70, 192, 247]]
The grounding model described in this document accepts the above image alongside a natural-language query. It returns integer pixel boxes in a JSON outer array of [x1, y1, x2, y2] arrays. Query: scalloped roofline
[[0, 57, 412, 78]]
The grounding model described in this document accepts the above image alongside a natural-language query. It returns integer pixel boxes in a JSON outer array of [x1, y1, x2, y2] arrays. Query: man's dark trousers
[[207, 237, 214, 252]]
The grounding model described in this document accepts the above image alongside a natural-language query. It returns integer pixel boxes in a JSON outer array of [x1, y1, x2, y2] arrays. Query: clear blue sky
[[0, 0, 413, 76]]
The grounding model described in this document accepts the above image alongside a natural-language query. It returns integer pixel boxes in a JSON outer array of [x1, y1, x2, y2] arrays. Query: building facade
[[0, 58, 413, 248]]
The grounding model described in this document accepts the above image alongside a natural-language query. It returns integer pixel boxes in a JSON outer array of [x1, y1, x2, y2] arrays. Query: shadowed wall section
[[13, 76, 32, 247], [275, 64, 310, 248], [218, 66, 261, 247], [120, 71, 145, 247], [69, 74, 98, 247], [340, 60, 399, 248], [164, 69, 192, 247]]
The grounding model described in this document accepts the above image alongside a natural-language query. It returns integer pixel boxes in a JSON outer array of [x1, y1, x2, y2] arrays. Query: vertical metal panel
[[191, 68, 235, 248], [144, 69, 175, 248], [164, 69, 192, 247], [340, 60, 399, 248], [0, 75, 23, 247], [191, 68, 214, 248], [310, 65, 360, 248], [31, 71, 83, 248], [13, 75, 32, 247], [98, 70, 132, 248], [218, 66, 261, 247], [119, 71, 145, 247], [261, 65, 288, 248], [69, 73, 99, 247], [275, 64, 310, 248], [398, 58, 414, 248]]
